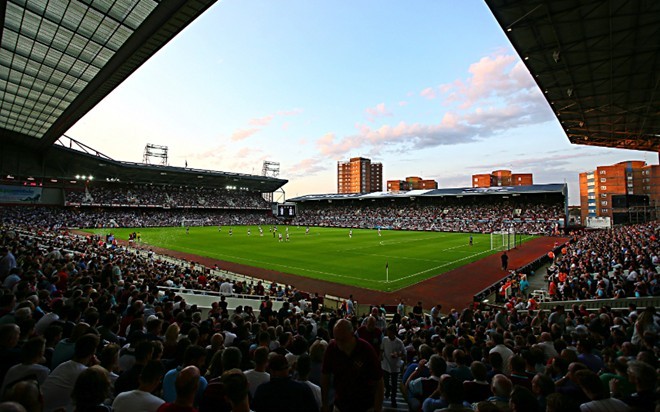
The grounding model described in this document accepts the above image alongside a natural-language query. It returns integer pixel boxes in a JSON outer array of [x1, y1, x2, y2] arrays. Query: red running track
[[135, 235, 567, 311]]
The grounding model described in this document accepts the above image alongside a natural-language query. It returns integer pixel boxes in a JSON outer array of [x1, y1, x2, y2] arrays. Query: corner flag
[[385, 261, 389, 283]]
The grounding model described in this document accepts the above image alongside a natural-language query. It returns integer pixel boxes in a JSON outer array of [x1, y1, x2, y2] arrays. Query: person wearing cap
[[252, 353, 317, 412]]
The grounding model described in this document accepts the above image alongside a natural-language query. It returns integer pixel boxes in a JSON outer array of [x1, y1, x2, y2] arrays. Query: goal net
[[490, 229, 520, 251], [181, 218, 210, 227]]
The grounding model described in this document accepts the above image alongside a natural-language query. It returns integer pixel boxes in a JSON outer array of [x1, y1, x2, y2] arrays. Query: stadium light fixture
[[88, 176, 94, 180], [81, 175, 87, 180], [50, 179, 58, 183], [27, 177, 34, 181], [75, 175, 81, 179]]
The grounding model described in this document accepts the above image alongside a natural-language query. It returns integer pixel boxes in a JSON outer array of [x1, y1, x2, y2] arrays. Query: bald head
[[334, 319, 354, 339], [176, 365, 200, 403], [0, 402, 26, 412]]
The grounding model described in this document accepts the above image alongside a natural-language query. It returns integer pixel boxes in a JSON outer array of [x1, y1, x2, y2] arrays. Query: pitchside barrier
[[157, 285, 286, 317], [473, 243, 565, 305], [481, 295, 660, 315]]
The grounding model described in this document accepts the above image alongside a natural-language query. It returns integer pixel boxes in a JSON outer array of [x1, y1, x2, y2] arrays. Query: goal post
[[181, 218, 210, 227], [490, 228, 520, 251]]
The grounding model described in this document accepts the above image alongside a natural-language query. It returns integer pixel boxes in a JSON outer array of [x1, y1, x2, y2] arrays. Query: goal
[[181, 218, 210, 227], [490, 228, 521, 251]]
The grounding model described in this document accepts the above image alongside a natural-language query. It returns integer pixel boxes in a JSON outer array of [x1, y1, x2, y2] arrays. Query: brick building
[[472, 170, 533, 187], [579, 160, 660, 222], [337, 157, 383, 194], [387, 176, 438, 192]]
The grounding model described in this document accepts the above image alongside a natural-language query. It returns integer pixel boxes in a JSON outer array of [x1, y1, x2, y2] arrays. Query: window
[[601, 201, 608, 206], [601, 194, 607, 198], [600, 186, 607, 190], [602, 208, 609, 213], [599, 170, 606, 175], [600, 178, 606, 182]]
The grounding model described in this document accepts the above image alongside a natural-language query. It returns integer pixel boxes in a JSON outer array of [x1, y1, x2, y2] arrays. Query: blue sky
[[67, 0, 654, 205]]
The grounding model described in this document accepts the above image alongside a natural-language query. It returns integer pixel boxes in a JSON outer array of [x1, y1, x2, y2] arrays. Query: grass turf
[[86, 226, 535, 292]]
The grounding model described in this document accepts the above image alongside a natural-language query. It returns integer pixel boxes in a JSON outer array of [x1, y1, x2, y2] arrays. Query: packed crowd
[[66, 184, 268, 209], [0, 206, 279, 229], [0, 208, 657, 412], [293, 200, 564, 235]]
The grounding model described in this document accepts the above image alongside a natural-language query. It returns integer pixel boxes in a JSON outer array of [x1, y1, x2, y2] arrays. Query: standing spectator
[[112, 360, 165, 412], [321, 319, 383, 412], [501, 252, 508, 271], [252, 353, 317, 412], [355, 316, 382, 357], [381, 324, 405, 407], [296, 353, 322, 410], [0, 248, 16, 279]]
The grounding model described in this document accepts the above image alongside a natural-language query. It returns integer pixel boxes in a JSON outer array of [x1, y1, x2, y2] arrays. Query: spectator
[[71, 365, 112, 412], [158, 365, 200, 412], [252, 353, 316, 412], [42, 333, 99, 412], [321, 319, 384, 412], [112, 360, 165, 412]]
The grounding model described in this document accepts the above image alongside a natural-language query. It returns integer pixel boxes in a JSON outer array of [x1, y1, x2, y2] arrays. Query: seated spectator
[[463, 361, 491, 403], [162, 345, 208, 407], [112, 360, 165, 412], [610, 360, 657, 411], [0, 337, 49, 394], [434, 376, 472, 412], [42, 333, 99, 412], [574, 369, 630, 411], [244, 346, 270, 399], [221, 369, 251, 412], [407, 354, 446, 411], [71, 365, 112, 412], [158, 365, 200, 412], [509, 386, 539, 412]]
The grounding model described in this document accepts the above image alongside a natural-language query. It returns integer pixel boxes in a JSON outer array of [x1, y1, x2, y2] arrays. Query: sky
[[66, 0, 655, 206]]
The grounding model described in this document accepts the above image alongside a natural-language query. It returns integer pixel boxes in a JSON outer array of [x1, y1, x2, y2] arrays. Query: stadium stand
[[0, 212, 657, 411]]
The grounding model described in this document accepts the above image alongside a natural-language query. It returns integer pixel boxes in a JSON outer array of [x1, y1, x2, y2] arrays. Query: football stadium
[[0, 1, 658, 412]]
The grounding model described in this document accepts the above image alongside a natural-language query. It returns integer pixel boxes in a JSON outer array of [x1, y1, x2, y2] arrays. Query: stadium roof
[[485, 0, 660, 151], [0, 0, 217, 150], [288, 183, 567, 202], [44, 142, 287, 192]]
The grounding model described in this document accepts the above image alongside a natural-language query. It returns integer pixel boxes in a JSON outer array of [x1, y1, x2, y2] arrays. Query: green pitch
[[86, 226, 535, 292]]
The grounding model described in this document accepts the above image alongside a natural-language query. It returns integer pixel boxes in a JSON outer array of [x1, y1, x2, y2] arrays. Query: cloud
[[314, 53, 552, 157], [420, 87, 437, 99], [285, 157, 329, 178], [230, 128, 261, 141], [248, 115, 274, 126], [277, 108, 304, 116], [439, 55, 537, 109], [365, 103, 393, 122], [398, 101, 408, 107]]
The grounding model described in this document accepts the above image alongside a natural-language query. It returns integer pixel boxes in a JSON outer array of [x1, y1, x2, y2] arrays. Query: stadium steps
[[382, 375, 408, 412]]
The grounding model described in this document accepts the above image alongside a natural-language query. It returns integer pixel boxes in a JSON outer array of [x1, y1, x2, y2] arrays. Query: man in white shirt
[[243, 346, 270, 398], [488, 333, 514, 375], [112, 360, 165, 412], [41, 334, 99, 412]]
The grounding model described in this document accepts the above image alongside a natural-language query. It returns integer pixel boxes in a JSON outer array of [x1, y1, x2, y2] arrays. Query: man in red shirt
[[321, 319, 384, 412]]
